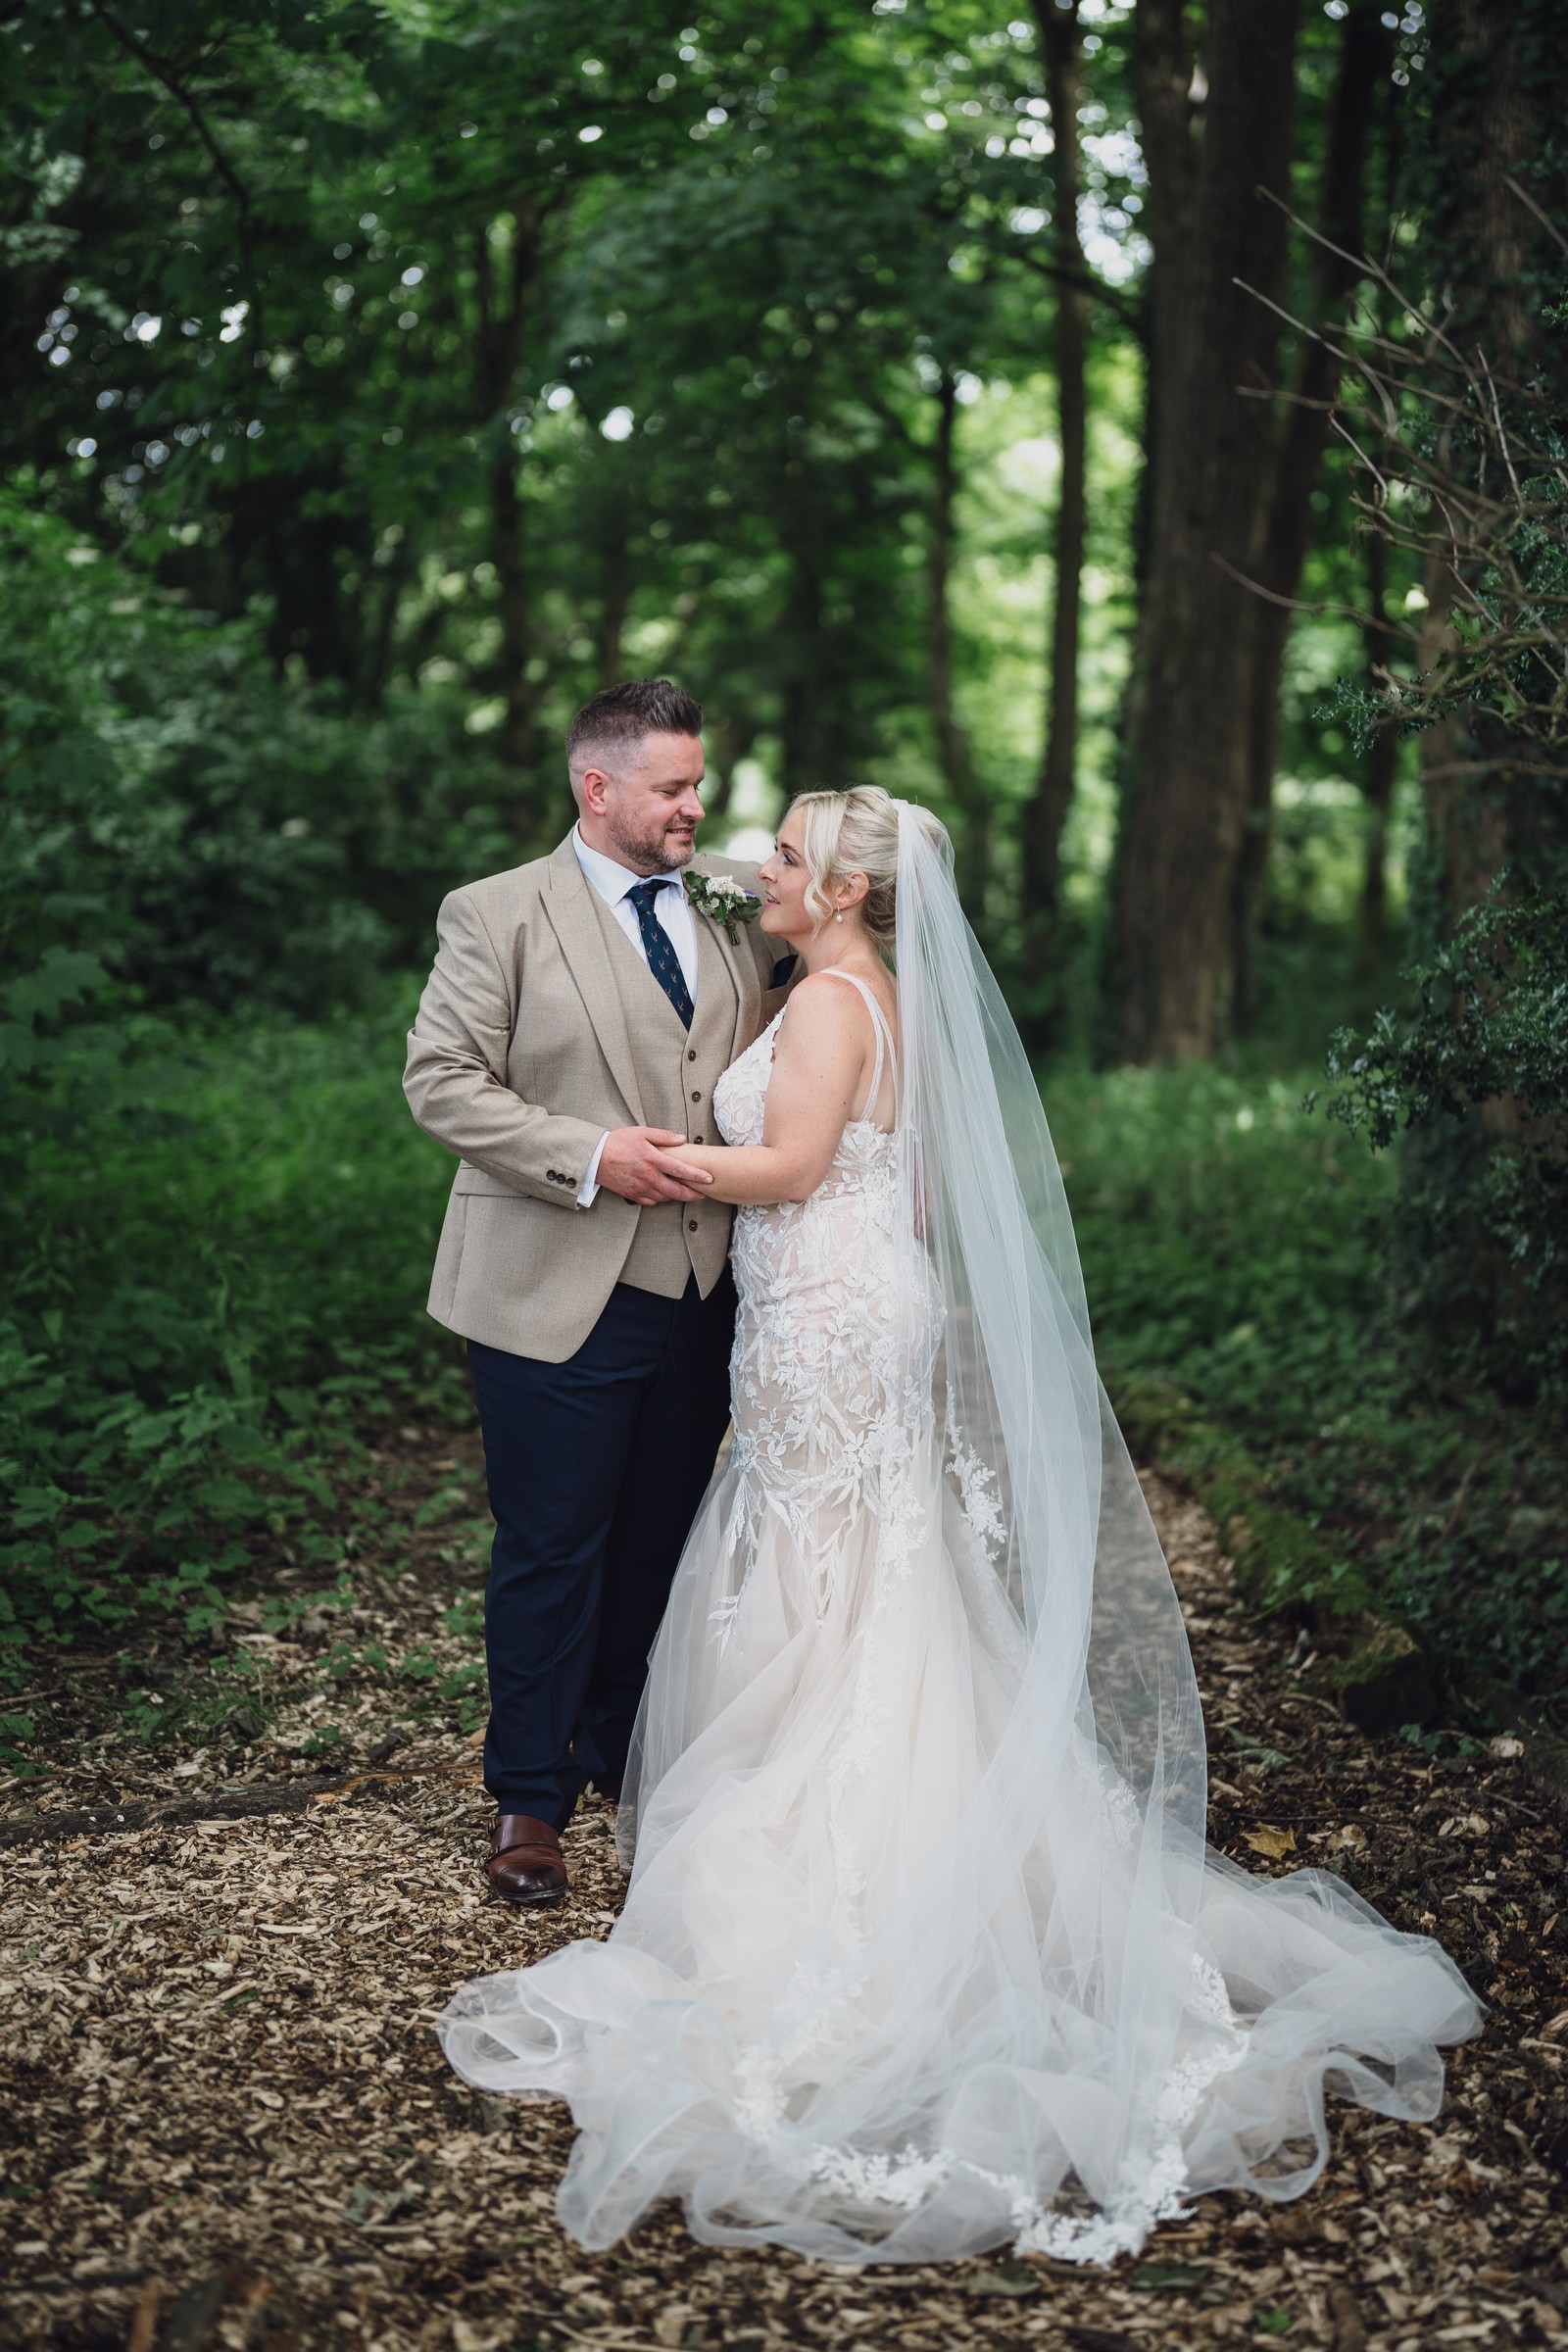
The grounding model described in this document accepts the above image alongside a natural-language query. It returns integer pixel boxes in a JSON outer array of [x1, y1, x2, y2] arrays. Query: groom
[[404, 679, 788, 1905]]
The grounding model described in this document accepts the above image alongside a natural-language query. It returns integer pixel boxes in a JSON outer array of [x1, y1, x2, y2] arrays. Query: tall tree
[[1229, 0, 1394, 1030], [1410, 0, 1566, 919], [1355, 521, 1400, 972], [1112, 0, 1301, 1062], [1317, 0, 1568, 1393], [924, 367, 984, 902], [1018, 0, 1088, 1050]]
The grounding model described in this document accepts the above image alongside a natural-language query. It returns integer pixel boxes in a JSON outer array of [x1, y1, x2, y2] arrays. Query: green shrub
[[0, 992, 458, 1679], [1320, 885, 1568, 1401], [1045, 1061, 1400, 1430], [0, 492, 519, 1019], [1047, 1061, 1564, 1699]]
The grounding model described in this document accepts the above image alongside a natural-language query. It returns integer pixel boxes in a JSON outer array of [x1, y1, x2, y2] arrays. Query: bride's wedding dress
[[440, 812, 1480, 2265]]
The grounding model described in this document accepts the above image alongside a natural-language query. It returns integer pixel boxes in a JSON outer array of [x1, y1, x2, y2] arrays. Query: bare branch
[[1503, 173, 1568, 258], [85, 0, 254, 225], [1207, 550, 1414, 634], [995, 238, 1143, 330]]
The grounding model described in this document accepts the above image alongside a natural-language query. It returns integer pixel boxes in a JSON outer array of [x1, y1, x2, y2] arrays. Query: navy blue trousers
[[467, 1268, 737, 1829]]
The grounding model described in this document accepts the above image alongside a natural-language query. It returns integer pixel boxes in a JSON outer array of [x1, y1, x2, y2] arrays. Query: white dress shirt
[[571, 826, 700, 1206]]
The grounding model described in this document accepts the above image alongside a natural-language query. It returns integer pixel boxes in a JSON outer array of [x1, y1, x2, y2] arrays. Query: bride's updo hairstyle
[[789, 786, 950, 960]]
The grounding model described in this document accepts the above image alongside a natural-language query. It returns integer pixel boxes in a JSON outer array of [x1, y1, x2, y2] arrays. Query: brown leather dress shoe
[[487, 1813, 567, 1907]]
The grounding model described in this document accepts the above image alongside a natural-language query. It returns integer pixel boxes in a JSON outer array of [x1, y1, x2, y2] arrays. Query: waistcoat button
[[687, 1049, 697, 1062], [691, 1090, 702, 1102], [687, 1218, 699, 1232]]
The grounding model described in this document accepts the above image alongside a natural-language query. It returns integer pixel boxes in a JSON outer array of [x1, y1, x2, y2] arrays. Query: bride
[[440, 786, 1480, 2264]]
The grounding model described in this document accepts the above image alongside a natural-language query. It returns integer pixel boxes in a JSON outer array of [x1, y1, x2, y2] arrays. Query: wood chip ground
[[3, 1436, 1564, 2352]]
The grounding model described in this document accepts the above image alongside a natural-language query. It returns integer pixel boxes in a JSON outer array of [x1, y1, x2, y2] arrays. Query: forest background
[[3, 0, 1565, 1776]]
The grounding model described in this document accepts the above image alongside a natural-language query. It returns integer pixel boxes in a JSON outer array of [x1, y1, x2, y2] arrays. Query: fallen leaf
[[962, 2262, 1038, 2298], [1244, 1826, 1298, 1859], [125, 2278, 162, 2352], [1128, 2261, 1212, 2291], [1327, 2278, 1369, 2352]]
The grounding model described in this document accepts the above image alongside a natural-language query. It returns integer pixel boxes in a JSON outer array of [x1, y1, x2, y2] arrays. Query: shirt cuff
[[576, 1132, 610, 1207]]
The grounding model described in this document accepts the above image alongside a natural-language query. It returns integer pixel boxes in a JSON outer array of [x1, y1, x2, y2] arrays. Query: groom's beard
[[606, 810, 698, 874]]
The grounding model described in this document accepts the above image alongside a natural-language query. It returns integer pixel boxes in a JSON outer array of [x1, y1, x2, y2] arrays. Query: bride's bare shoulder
[[772, 970, 884, 1077], [778, 970, 868, 1029]]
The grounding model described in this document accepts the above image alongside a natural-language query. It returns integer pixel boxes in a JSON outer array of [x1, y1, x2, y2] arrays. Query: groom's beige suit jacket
[[404, 833, 785, 1363]]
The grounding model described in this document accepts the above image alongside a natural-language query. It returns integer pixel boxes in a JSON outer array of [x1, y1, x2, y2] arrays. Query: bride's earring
[[835, 910, 845, 923]]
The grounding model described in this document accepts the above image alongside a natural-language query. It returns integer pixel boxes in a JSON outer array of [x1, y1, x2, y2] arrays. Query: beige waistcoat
[[403, 833, 785, 1363]]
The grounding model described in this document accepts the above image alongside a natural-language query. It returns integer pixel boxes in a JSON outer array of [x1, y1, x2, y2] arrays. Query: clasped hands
[[596, 1125, 713, 1206]]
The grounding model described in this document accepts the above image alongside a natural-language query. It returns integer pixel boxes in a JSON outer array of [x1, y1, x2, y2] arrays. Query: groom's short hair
[[566, 678, 703, 776]]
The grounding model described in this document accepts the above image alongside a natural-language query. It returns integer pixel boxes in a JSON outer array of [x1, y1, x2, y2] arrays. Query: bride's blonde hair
[[788, 786, 948, 958]]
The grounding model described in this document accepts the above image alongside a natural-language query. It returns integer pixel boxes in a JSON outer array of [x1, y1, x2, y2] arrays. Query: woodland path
[[1, 1427, 1564, 2352]]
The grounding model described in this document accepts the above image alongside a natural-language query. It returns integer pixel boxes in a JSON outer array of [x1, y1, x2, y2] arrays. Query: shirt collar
[[572, 825, 683, 906]]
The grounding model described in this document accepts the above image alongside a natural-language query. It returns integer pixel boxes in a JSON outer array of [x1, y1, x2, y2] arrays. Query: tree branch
[[84, 0, 254, 226], [992, 236, 1144, 332]]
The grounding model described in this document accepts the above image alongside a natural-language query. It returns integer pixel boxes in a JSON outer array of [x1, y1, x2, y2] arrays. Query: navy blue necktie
[[625, 879, 695, 1031]]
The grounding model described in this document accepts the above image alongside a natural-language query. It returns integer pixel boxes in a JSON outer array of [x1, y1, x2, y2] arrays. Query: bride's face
[[757, 814, 814, 943]]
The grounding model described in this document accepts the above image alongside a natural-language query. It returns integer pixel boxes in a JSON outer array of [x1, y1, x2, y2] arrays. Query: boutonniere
[[683, 867, 763, 944]]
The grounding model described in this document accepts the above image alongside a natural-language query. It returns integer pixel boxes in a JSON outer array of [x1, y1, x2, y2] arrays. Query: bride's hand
[[596, 1126, 715, 1205], [673, 978, 880, 1206]]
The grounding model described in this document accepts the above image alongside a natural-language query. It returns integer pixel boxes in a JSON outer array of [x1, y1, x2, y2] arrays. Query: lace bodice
[[712, 967, 897, 1160], [711, 971, 940, 1626]]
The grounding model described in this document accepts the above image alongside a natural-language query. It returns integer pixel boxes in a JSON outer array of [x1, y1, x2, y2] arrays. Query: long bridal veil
[[439, 800, 1481, 2264]]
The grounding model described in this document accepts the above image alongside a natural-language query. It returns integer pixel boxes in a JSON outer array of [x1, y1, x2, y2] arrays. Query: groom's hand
[[596, 1126, 714, 1206]]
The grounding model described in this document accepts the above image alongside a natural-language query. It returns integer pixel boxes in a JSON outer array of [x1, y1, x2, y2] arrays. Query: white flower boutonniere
[[683, 868, 763, 944]]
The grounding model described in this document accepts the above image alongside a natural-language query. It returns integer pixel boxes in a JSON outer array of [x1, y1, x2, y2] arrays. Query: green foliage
[[0, 494, 518, 1013], [1049, 1063, 1399, 1430], [0, 998, 457, 1682], [1051, 1062, 1565, 1698], [1321, 886, 1568, 1396], [0, 0, 1152, 857]]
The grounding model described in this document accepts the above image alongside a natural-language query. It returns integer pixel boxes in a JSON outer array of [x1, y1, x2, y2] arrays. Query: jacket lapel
[[689, 908, 740, 1075], [689, 885, 761, 1061], [541, 836, 646, 1125]]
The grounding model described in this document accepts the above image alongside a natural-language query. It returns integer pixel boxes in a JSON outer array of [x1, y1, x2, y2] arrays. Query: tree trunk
[[1113, 0, 1300, 1063], [1418, 0, 1546, 916], [926, 369, 986, 910], [473, 200, 541, 783], [1230, 2, 1392, 1031], [778, 455, 832, 796], [1019, 0, 1088, 1051], [598, 522, 629, 690], [361, 530, 413, 707], [701, 714, 760, 829], [1357, 523, 1398, 974]]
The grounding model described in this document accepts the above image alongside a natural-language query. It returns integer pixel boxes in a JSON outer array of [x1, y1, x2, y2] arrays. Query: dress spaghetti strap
[[816, 967, 897, 1124]]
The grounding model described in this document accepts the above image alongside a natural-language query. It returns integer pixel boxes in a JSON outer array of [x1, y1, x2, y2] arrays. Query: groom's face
[[585, 733, 707, 873]]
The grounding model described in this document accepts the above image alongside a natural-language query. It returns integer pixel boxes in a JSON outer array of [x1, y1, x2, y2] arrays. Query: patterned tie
[[625, 878, 695, 1031]]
